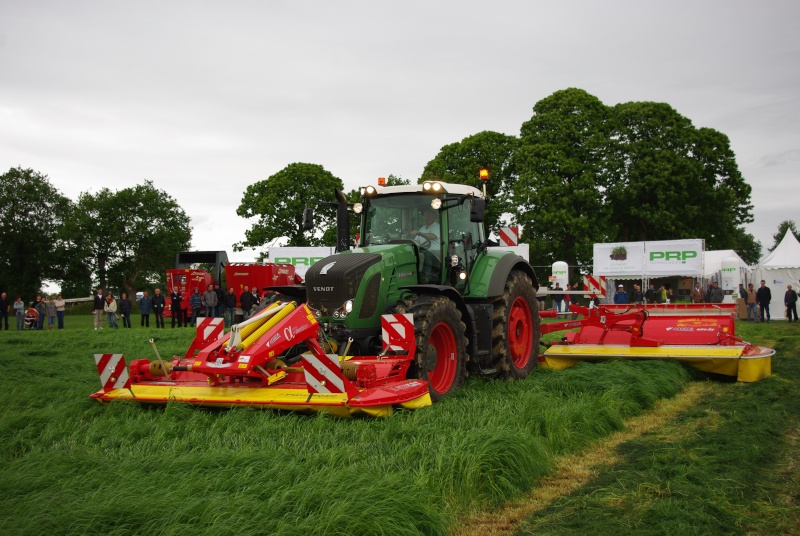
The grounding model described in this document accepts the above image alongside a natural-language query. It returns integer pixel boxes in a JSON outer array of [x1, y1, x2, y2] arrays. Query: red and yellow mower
[[539, 303, 774, 382], [91, 302, 431, 417]]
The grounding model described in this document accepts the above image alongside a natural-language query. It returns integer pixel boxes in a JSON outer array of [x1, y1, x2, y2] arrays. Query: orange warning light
[[377, 177, 386, 186], [479, 168, 489, 181]]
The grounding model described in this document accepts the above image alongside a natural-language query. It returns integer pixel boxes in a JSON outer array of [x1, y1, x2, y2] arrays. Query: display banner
[[594, 239, 704, 277], [593, 242, 645, 276], [644, 239, 704, 276]]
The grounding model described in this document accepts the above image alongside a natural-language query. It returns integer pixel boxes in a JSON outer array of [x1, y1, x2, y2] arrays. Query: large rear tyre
[[389, 296, 467, 402], [491, 270, 540, 379]]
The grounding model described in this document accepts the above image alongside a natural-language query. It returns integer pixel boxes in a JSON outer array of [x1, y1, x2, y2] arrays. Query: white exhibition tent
[[753, 230, 800, 321], [703, 250, 749, 280]]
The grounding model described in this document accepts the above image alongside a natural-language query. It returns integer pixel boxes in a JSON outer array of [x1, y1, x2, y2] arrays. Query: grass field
[[0, 316, 797, 535]]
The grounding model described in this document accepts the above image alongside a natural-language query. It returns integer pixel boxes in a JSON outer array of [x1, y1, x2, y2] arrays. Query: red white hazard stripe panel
[[197, 317, 224, 345], [583, 275, 607, 298], [302, 352, 347, 394], [499, 226, 519, 246], [94, 353, 130, 392], [382, 313, 414, 353]]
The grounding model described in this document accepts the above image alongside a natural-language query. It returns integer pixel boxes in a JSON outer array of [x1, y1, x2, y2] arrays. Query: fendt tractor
[[297, 180, 541, 400], [91, 177, 542, 416]]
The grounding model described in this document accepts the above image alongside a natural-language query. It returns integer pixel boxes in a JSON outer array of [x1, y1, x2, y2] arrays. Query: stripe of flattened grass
[[453, 381, 713, 536]]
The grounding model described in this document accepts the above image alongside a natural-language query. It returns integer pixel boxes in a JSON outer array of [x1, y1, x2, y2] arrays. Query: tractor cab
[[357, 181, 485, 289]]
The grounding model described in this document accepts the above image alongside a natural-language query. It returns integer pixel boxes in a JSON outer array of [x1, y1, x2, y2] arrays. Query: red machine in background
[[225, 262, 302, 314], [164, 269, 213, 319]]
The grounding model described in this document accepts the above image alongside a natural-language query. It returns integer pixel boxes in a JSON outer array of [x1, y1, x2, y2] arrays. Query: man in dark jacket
[[0, 292, 9, 330], [644, 284, 657, 304], [224, 287, 237, 327], [240, 286, 254, 321], [93, 288, 104, 330], [709, 282, 724, 303], [152, 288, 166, 328], [170, 289, 183, 328], [756, 280, 772, 322], [138, 291, 152, 327], [214, 284, 225, 318], [784, 284, 798, 322], [118, 292, 133, 328]]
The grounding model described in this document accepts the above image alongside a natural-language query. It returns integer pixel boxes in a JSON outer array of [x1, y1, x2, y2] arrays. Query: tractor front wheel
[[390, 296, 467, 402]]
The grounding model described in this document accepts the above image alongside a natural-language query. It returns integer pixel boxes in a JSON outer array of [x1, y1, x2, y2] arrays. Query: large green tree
[[236, 163, 344, 251], [0, 167, 71, 299], [422, 131, 519, 232], [513, 88, 614, 269], [65, 181, 191, 297], [606, 101, 759, 261]]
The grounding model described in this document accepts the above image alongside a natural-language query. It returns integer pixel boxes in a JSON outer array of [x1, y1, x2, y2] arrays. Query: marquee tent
[[753, 230, 800, 321], [703, 250, 749, 280]]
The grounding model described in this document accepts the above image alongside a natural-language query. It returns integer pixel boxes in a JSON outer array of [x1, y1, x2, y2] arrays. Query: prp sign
[[649, 250, 698, 263]]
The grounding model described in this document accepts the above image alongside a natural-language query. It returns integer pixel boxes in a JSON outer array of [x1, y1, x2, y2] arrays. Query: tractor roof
[[372, 181, 483, 198]]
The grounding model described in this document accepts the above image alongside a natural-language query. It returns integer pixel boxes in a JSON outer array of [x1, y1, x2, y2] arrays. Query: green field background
[[0, 316, 796, 535]]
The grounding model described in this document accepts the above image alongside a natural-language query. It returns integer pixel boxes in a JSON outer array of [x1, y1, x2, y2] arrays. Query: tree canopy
[[513, 88, 613, 269], [0, 167, 71, 300], [422, 131, 519, 232], [236, 163, 344, 251], [64, 181, 191, 297], [770, 220, 799, 252]]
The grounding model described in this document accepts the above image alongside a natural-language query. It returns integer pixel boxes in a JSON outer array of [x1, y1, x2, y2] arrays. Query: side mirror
[[470, 198, 485, 223], [301, 207, 314, 230]]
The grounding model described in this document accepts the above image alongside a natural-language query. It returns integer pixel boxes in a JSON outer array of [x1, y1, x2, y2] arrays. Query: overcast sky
[[1, 0, 798, 263]]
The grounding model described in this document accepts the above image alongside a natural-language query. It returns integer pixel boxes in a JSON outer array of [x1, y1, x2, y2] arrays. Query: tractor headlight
[[365, 185, 377, 197], [459, 271, 467, 281], [344, 300, 353, 314], [422, 181, 446, 194], [353, 202, 363, 214], [451, 255, 459, 267], [431, 198, 442, 210]]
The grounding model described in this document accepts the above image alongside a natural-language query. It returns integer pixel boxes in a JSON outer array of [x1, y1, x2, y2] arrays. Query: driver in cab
[[410, 208, 440, 245]]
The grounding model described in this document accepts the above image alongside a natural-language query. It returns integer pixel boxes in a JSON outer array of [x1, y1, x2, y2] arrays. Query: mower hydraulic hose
[[234, 302, 297, 353]]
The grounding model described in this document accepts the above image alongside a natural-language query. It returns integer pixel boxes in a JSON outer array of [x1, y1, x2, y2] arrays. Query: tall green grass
[[518, 321, 800, 535], [0, 317, 692, 535]]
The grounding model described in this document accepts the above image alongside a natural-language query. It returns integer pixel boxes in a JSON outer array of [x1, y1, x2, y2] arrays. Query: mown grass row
[[517, 321, 800, 535], [1, 319, 692, 535]]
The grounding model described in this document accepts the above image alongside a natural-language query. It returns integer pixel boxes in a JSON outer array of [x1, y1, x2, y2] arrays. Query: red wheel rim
[[508, 296, 533, 368], [427, 322, 457, 394]]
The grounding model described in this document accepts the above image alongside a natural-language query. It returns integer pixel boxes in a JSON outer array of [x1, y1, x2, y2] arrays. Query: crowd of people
[[90, 284, 272, 330], [0, 284, 273, 332], [0, 292, 67, 331]]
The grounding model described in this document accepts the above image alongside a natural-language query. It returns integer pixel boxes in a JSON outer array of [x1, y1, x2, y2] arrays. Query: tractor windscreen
[[362, 195, 440, 247]]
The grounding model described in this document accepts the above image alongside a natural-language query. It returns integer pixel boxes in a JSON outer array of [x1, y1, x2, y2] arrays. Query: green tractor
[[295, 179, 541, 402]]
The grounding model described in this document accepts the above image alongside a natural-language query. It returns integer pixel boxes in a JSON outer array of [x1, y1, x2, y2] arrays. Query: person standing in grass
[[756, 280, 772, 322], [93, 288, 104, 330], [152, 288, 166, 328], [0, 291, 9, 330], [785, 285, 798, 322], [202, 284, 217, 319], [104, 294, 118, 328], [225, 287, 236, 327], [138, 291, 152, 327], [169, 288, 183, 328], [189, 288, 202, 326], [35, 295, 46, 330], [745, 283, 758, 321], [46, 297, 57, 330], [54, 294, 65, 329], [13, 296, 24, 330], [118, 292, 132, 328]]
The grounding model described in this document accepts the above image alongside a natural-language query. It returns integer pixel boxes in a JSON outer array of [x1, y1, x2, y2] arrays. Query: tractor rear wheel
[[491, 270, 540, 379], [389, 295, 467, 402]]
